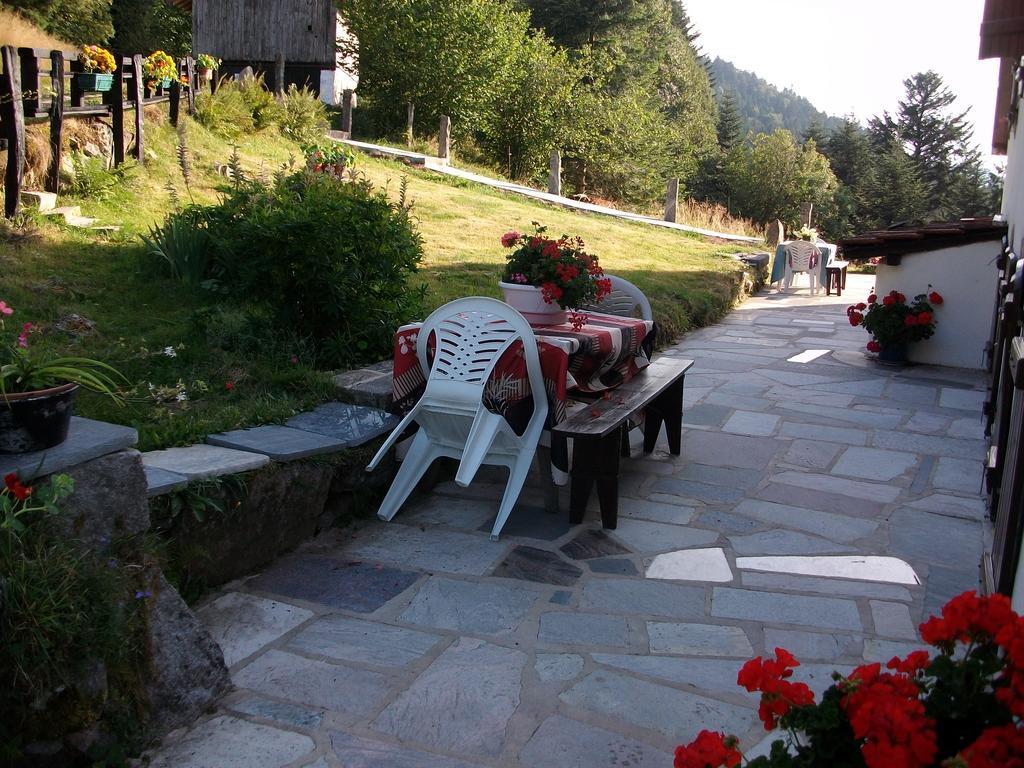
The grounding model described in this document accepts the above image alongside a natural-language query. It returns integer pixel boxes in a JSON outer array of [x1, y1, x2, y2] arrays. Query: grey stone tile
[[923, 564, 981, 621], [147, 715, 315, 768], [550, 590, 573, 605], [883, 382, 938, 407], [863, 638, 929, 663], [285, 402, 399, 447], [933, 457, 983, 494], [948, 417, 984, 439], [580, 578, 706, 619], [649, 477, 746, 504], [330, 730, 486, 768], [694, 510, 765, 534], [909, 456, 937, 495], [197, 592, 313, 667], [870, 601, 918, 640], [704, 391, 772, 411], [608, 518, 720, 553], [535, 654, 585, 682], [539, 612, 632, 647], [763, 629, 849, 660], [207, 425, 346, 461], [145, 465, 188, 497], [230, 697, 324, 729], [247, 555, 419, 613], [683, 403, 733, 427], [741, 572, 913, 601], [494, 546, 583, 586], [288, 615, 441, 667], [0, 417, 137, 480], [476, 501, 572, 541], [398, 576, 539, 635], [728, 530, 855, 555], [400, 495, 497, 530], [621, 498, 697, 524], [340, 524, 506, 576], [888, 508, 982, 567], [680, 431, 781, 469], [804, 378, 887, 397], [560, 529, 632, 560], [141, 444, 270, 481], [711, 588, 863, 631], [732, 499, 878, 543], [782, 439, 841, 469], [518, 714, 672, 768], [723, 411, 781, 436], [777, 402, 902, 428], [588, 558, 639, 575], [906, 493, 986, 520], [647, 622, 753, 656], [755, 483, 887, 519], [644, 548, 733, 582], [831, 447, 919, 482], [938, 388, 985, 412], [872, 430, 986, 460], [674, 463, 763, 488], [770, 471, 901, 503], [233, 650, 390, 716], [560, 671, 755, 741], [372, 638, 526, 758], [778, 421, 869, 446], [755, 370, 841, 387], [903, 411, 951, 435], [591, 653, 752, 697]]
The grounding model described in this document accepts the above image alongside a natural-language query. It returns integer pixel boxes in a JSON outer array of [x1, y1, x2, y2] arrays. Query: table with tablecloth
[[770, 241, 839, 286], [390, 311, 656, 477]]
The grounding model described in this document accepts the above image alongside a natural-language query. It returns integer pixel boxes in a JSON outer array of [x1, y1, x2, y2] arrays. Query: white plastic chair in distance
[[366, 297, 548, 540], [782, 241, 819, 294], [582, 275, 653, 321]]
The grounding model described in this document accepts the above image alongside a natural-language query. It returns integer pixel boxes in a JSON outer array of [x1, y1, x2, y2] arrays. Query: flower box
[[499, 281, 567, 325], [76, 72, 113, 93]]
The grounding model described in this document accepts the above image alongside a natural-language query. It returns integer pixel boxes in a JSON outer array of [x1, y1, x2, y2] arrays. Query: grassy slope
[[3, 112, 756, 450]]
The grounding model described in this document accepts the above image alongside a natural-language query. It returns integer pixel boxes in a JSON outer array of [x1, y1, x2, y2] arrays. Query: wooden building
[[169, 0, 340, 93]]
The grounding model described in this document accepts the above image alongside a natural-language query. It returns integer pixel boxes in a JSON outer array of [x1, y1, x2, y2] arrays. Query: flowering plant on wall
[[847, 287, 943, 355], [500, 225, 612, 311], [143, 50, 177, 87], [673, 591, 1024, 768], [79, 45, 116, 74]]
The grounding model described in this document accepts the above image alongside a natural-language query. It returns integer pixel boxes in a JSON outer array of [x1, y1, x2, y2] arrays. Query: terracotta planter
[[0, 383, 79, 454], [499, 282, 568, 325], [198, 67, 213, 81]]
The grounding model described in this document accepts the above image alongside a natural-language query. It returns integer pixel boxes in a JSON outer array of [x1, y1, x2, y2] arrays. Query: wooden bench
[[826, 261, 849, 296], [552, 356, 694, 529]]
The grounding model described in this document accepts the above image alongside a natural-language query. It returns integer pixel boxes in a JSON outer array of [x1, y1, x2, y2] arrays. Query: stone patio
[[148, 274, 990, 767]]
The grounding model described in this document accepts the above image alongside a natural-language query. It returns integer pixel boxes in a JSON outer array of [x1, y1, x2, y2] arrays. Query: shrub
[[141, 206, 212, 287], [66, 155, 135, 200], [235, 75, 284, 130], [195, 86, 255, 139], [280, 84, 329, 145], [204, 171, 425, 365]]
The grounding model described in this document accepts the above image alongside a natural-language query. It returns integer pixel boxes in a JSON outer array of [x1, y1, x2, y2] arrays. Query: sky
[[684, 0, 1001, 158]]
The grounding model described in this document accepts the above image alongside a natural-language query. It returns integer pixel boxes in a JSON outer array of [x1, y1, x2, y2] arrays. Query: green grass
[[3, 109, 759, 451]]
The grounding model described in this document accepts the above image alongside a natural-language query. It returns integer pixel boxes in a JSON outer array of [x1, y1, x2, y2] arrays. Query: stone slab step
[[0, 417, 138, 480], [41, 205, 82, 219], [20, 190, 57, 211], [145, 465, 189, 497], [333, 365, 393, 410], [207, 425, 347, 461], [65, 215, 98, 227], [141, 444, 270, 482], [285, 402, 398, 448]]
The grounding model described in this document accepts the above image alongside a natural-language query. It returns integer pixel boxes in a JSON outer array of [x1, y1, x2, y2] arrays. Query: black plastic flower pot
[[0, 383, 79, 454], [877, 342, 909, 366]]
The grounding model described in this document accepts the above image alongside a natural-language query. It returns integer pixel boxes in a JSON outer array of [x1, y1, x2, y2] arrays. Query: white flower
[[175, 391, 188, 402], [163, 346, 177, 358]]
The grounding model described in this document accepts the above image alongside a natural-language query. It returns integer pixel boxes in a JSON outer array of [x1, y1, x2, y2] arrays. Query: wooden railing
[[1, 45, 205, 218]]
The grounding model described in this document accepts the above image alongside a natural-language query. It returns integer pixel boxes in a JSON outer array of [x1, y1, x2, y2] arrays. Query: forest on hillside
[[6, 0, 1005, 239]]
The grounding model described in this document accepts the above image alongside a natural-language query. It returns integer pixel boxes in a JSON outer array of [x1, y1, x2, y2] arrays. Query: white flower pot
[[499, 281, 567, 325]]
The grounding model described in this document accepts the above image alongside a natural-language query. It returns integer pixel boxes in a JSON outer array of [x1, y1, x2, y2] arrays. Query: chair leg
[[376, 431, 439, 522], [490, 449, 536, 540]]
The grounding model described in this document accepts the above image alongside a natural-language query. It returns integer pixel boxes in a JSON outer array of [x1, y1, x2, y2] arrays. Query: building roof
[[168, 0, 192, 10], [981, 0, 1024, 59], [837, 218, 1007, 261]]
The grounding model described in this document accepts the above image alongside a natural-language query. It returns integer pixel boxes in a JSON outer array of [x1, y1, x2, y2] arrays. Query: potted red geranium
[[847, 287, 943, 365], [499, 224, 611, 326], [673, 590, 1024, 768]]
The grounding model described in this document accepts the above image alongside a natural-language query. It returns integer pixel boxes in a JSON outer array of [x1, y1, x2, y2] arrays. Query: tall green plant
[[141, 207, 212, 288]]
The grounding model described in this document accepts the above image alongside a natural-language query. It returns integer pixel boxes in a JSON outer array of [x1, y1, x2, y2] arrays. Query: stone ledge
[[0, 417, 138, 480], [333, 368, 394, 410], [286, 402, 398, 447], [207, 425, 347, 461], [146, 465, 190, 497], [142, 444, 270, 482]]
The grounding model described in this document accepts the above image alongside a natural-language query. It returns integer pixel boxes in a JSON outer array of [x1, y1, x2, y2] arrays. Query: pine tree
[[862, 144, 928, 228], [716, 91, 744, 151], [801, 119, 827, 148]]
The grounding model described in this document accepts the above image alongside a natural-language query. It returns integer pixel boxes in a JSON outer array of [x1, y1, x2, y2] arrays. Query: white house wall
[[873, 242, 997, 370]]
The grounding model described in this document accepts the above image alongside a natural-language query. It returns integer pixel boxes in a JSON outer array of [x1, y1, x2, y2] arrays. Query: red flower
[[856, 302, 867, 310], [866, 340, 881, 353], [957, 724, 1024, 768], [849, 312, 863, 326], [224, 380, 235, 391], [3, 472, 32, 501], [895, 292, 906, 303], [542, 242, 561, 260], [540, 282, 563, 304], [928, 291, 944, 305], [886, 650, 930, 676], [867, 293, 877, 304], [738, 648, 815, 730], [917, 311, 932, 325], [500, 231, 521, 248], [904, 315, 918, 326], [882, 295, 895, 306], [674, 730, 742, 768]]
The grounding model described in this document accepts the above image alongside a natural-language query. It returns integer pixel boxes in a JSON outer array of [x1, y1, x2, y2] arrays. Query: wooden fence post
[[185, 56, 196, 115], [46, 50, 64, 194], [341, 88, 354, 134], [69, 56, 84, 107], [131, 54, 145, 163], [18, 48, 40, 117], [800, 202, 813, 228], [438, 115, 450, 161], [664, 177, 679, 223], [169, 77, 180, 127], [406, 102, 415, 146], [2, 46, 25, 218], [106, 58, 126, 166], [548, 150, 561, 196], [274, 53, 285, 97]]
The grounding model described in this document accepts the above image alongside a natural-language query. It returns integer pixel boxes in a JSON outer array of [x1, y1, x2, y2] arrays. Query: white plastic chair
[[782, 241, 820, 294], [366, 297, 548, 540], [582, 275, 653, 321]]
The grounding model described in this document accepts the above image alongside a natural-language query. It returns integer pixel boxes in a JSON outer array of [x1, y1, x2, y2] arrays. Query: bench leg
[[841, 267, 847, 291], [568, 430, 622, 529], [825, 270, 833, 296], [643, 377, 685, 455]]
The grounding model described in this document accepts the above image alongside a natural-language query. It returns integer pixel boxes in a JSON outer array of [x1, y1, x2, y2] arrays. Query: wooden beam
[[274, 53, 285, 97], [185, 56, 196, 115], [2, 46, 25, 218], [46, 50, 64, 194], [18, 48, 40, 117], [132, 54, 145, 163], [106, 62, 126, 166]]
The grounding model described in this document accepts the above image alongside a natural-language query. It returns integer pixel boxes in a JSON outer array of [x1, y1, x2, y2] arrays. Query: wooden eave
[[837, 219, 1007, 261]]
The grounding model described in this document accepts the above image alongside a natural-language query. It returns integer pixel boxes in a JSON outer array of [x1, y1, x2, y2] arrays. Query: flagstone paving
[[148, 275, 990, 767]]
